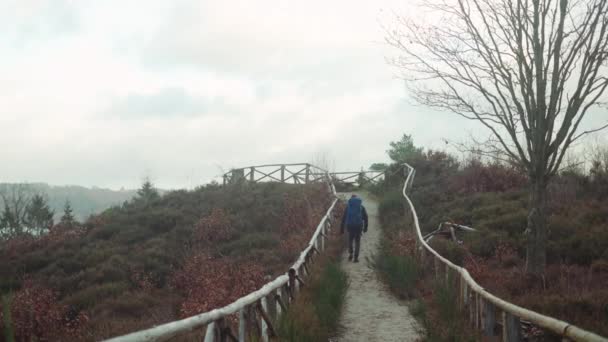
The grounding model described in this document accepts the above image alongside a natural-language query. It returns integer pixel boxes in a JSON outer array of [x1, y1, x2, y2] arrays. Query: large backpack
[[346, 197, 363, 226]]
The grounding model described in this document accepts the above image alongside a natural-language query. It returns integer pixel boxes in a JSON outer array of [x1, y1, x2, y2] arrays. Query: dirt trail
[[335, 192, 422, 342]]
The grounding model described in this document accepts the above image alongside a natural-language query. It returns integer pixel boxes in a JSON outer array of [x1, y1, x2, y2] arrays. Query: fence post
[[266, 293, 277, 328], [281, 284, 290, 306], [288, 269, 297, 299], [502, 312, 521, 342], [305, 164, 310, 184], [321, 221, 326, 251], [434, 256, 440, 280], [476, 293, 482, 330], [204, 322, 216, 342], [281, 165, 285, 183], [250, 167, 255, 182], [238, 308, 246, 342], [275, 289, 284, 318], [458, 275, 465, 310], [483, 299, 496, 336], [469, 290, 475, 326], [260, 298, 269, 342]]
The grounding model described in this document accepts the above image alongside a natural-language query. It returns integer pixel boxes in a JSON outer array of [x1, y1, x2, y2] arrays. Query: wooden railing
[[329, 170, 385, 186], [223, 163, 328, 185], [402, 163, 607, 342], [105, 163, 338, 342]]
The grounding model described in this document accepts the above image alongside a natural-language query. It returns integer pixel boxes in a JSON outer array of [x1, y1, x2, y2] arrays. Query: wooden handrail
[[402, 163, 607, 342]]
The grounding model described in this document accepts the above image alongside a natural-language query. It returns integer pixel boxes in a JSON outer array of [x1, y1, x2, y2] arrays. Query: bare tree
[[387, 0, 608, 274]]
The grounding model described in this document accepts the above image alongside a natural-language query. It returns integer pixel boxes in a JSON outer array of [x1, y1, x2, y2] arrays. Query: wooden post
[[281, 284, 290, 306], [458, 276, 465, 310], [305, 164, 310, 184], [434, 256, 440, 280], [476, 293, 482, 330], [281, 165, 285, 183], [288, 269, 297, 300], [483, 300, 496, 336], [238, 308, 246, 342], [204, 322, 216, 342], [266, 293, 277, 327], [260, 299, 269, 342], [250, 167, 255, 182], [502, 312, 521, 342], [275, 289, 284, 317], [321, 222, 325, 251], [469, 291, 475, 326]]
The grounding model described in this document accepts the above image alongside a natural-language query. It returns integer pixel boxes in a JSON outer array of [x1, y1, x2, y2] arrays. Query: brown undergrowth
[[0, 182, 334, 341]]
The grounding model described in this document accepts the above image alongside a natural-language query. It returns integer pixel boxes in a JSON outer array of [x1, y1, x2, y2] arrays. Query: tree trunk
[[525, 178, 547, 275]]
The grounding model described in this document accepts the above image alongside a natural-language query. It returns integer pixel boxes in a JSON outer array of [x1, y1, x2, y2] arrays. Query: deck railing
[[105, 163, 338, 342], [402, 163, 607, 342]]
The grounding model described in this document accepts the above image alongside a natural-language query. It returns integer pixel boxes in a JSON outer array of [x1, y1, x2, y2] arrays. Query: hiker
[[340, 194, 369, 262]]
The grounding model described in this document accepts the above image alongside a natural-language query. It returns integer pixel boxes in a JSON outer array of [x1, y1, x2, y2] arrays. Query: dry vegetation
[[0, 181, 333, 341], [373, 146, 608, 339]]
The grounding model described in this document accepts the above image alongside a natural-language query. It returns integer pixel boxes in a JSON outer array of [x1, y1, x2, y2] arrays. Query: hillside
[[406, 152, 608, 336], [0, 183, 138, 221], [0, 181, 334, 341]]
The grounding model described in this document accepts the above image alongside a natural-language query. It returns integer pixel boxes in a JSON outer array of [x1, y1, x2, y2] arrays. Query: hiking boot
[[348, 254, 353, 261], [354, 258, 359, 263]]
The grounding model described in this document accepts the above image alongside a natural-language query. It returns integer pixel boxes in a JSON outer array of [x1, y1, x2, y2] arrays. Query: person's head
[[351, 194, 357, 198]]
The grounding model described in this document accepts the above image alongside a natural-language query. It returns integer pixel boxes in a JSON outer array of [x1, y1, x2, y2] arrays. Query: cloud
[[104, 87, 209, 118], [6, 0, 604, 191], [0, 0, 79, 48]]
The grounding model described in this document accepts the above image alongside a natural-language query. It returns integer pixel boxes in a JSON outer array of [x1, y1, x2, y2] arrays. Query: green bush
[[466, 229, 510, 258], [379, 189, 405, 220], [277, 262, 347, 342], [312, 263, 348, 330], [218, 232, 279, 257], [429, 238, 466, 266], [372, 243, 419, 299], [65, 282, 130, 309]]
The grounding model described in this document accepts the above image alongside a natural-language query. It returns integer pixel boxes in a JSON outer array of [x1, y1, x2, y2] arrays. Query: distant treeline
[[0, 183, 138, 222]]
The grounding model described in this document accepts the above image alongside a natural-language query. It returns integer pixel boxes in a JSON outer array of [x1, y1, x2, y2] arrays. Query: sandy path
[[335, 192, 422, 342]]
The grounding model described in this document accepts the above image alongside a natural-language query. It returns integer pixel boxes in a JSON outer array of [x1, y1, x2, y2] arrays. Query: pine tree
[[24, 194, 54, 235], [136, 178, 159, 204], [1, 203, 21, 237], [59, 200, 76, 229]]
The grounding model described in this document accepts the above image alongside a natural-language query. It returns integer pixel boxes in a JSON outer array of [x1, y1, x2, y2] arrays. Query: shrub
[[312, 263, 348, 331], [372, 242, 419, 299], [378, 189, 406, 222], [64, 282, 130, 309], [276, 239, 346, 342], [429, 238, 466, 266]]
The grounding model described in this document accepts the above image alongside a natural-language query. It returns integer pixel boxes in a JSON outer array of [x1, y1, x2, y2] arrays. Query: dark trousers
[[347, 224, 363, 259]]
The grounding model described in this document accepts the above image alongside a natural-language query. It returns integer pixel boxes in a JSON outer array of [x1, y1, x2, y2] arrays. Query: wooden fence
[[222, 164, 386, 187], [402, 163, 607, 342], [223, 163, 328, 185], [105, 163, 338, 342]]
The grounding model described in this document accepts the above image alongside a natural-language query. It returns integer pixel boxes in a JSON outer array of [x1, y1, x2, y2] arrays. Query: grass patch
[[276, 232, 347, 342], [371, 242, 419, 300], [411, 277, 477, 342]]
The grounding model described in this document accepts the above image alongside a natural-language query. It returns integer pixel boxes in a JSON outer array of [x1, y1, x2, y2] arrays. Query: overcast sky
[[1, 0, 605, 189]]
